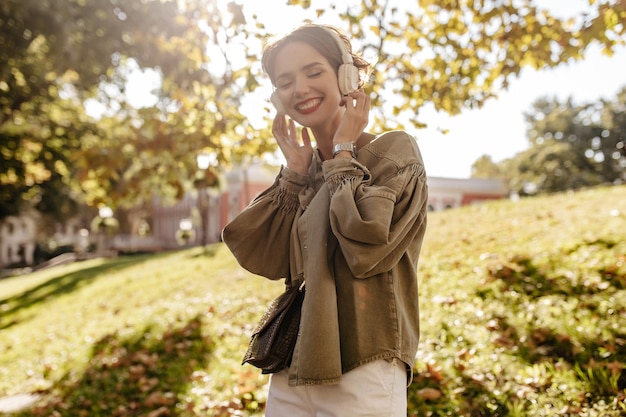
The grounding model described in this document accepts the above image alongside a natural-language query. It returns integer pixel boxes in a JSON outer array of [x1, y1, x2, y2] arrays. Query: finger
[[352, 91, 369, 111], [272, 114, 286, 136], [287, 118, 298, 143], [348, 89, 367, 109], [351, 89, 365, 101], [358, 95, 371, 111], [343, 94, 354, 110], [274, 128, 293, 157], [272, 115, 290, 153], [302, 127, 312, 148], [346, 88, 364, 99], [272, 115, 289, 140]]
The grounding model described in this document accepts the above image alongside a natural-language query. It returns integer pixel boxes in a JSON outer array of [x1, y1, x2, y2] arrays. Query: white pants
[[265, 359, 408, 417]]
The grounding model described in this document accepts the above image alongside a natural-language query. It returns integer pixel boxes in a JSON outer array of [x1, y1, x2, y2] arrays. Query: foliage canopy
[[2, 0, 625, 216], [472, 87, 626, 194]]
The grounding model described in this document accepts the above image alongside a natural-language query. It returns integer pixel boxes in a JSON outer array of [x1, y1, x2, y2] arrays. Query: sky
[[416, 44, 626, 178], [120, 0, 626, 179]]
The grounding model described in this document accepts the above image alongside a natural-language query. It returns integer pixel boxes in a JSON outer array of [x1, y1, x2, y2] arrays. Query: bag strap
[[288, 273, 305, 292]]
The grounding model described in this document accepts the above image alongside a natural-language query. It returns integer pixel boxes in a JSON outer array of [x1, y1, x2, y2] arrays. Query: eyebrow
[[275, 61, 325, 82]]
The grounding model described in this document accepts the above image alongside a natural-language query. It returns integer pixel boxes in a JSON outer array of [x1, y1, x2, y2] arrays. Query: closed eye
[[277, 82, 292, 90]]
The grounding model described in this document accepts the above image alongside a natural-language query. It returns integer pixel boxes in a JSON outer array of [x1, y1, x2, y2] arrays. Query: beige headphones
[[271, 26, 360, 114]]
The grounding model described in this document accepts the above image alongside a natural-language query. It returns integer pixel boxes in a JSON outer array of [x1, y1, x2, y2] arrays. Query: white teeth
[[297, 99, 321, 110]]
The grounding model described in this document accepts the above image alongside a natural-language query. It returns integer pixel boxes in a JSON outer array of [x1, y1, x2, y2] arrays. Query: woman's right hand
[[272, 114, 313, 176]]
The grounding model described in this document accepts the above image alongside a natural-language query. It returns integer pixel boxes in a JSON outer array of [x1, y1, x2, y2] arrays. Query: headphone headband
[[319, 26, 354, 66]]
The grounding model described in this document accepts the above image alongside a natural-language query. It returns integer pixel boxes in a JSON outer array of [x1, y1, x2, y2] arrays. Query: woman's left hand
[[333, 88, 371, 145]]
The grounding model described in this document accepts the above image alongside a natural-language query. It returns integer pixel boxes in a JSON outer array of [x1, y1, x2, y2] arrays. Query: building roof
[[427, 176, 508, 195]]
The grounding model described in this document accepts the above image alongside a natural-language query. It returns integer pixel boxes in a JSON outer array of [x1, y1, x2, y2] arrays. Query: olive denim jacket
[[222, 130, 428, 386]]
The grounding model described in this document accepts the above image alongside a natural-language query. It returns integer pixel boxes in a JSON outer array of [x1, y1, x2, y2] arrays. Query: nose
[[293, 75, 310, 98]]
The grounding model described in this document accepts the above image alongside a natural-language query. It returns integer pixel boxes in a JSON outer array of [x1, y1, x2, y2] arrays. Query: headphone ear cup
[[271, 92, 285, 114], [338, 63, 360, 95]]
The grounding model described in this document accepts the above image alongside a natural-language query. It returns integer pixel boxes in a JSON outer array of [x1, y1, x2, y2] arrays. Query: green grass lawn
[[1, 185, 625, 416]]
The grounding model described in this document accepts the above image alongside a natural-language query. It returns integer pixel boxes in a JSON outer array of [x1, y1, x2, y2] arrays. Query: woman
[[222, 23, 428, 416]]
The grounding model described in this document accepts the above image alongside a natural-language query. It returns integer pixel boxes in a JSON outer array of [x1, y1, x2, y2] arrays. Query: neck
[[315, 135, 334, 160], [311, 117, 341, 161]]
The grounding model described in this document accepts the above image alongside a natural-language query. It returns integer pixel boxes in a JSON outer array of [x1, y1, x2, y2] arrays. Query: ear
[[271, 91, 286, 113]]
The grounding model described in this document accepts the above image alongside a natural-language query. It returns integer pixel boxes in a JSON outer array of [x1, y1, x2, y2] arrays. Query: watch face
[[333, 142, 357, 157], [336, 143, 354, 151]]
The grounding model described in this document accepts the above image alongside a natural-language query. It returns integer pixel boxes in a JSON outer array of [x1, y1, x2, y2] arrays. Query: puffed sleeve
[[322, 131, 428, 278], [222, 166, 308, 279]]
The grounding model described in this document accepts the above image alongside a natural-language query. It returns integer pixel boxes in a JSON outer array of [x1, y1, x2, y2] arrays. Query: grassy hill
[[1, 185, 625, 416]]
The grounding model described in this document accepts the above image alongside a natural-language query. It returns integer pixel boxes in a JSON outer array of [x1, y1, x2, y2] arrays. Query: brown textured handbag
[[242, 281, 305, 374]]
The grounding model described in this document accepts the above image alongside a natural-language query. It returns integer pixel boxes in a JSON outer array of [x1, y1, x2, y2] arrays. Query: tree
[[1, 0, 271, 218], [471, 155, 505, 179], [2, 0, 625, 217], [474, 88, 626, 195]]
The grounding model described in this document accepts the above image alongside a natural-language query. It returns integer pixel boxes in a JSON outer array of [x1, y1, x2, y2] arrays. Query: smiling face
[[271, 41, 344, 131]]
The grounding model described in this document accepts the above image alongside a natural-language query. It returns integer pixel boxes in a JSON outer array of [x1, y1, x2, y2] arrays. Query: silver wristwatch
[[332, 142, 357, 159]]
